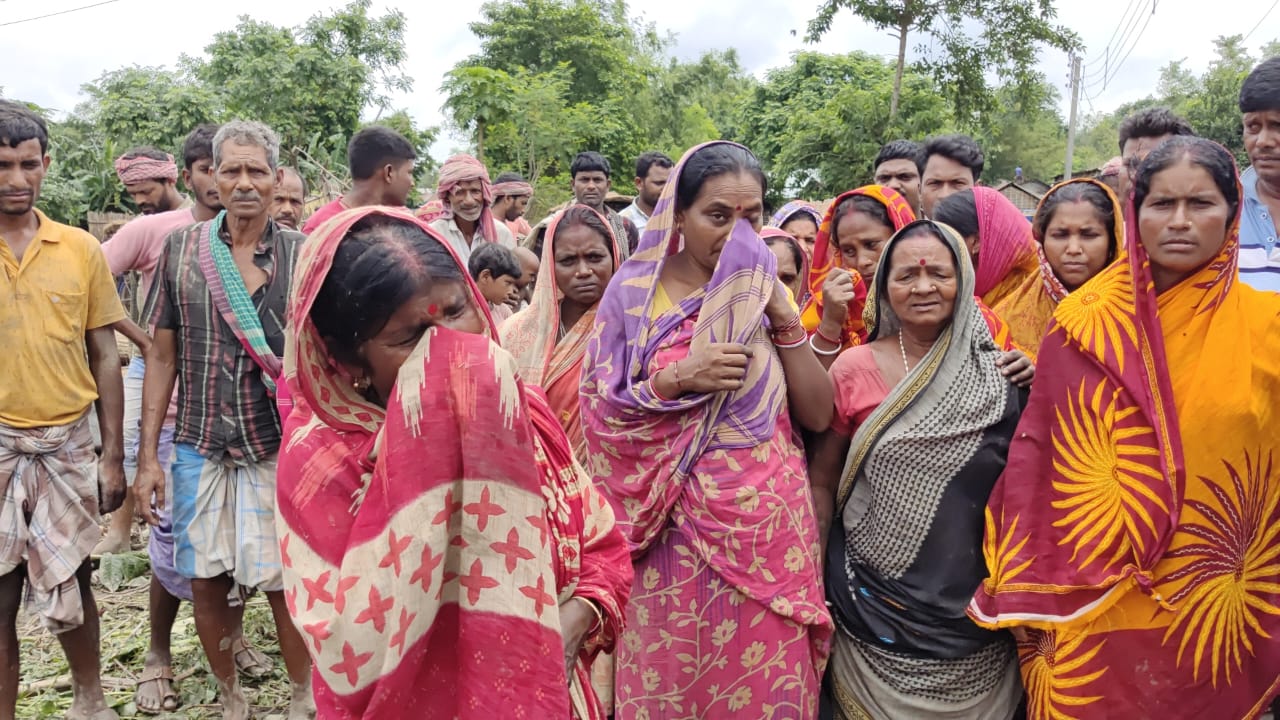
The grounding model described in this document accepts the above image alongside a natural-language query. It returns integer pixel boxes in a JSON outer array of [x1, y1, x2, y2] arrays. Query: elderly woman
[[582, 141, 834, 718], [801, 186, 916, 363], [981, 178, 1124, 358], [970, 137, 1280, 718], [810, 219, 1028, 719], [276, 207, 631, 719]]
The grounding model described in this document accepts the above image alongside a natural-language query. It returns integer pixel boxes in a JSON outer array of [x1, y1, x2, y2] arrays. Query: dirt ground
[[15, 523, 291, 719]]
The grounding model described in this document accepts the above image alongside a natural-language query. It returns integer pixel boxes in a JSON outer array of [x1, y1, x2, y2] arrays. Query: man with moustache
[[872, 140, 923, 214], [569, 151, 636, 258], [620, 151, 673, 234], [102, 124, 271, 714], [0, 99, 127, 720], [269, 167, 307, 231], [115, 147, 187, 215], [135, 120, 313, 720], [428, 153, 516, 264], [1238, 56, 1280, 291]]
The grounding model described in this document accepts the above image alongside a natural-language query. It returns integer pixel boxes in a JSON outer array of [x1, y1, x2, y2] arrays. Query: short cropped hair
[[1117, 107, 1195, 153], [467, 242, 522, 282], [571, 151, 611, 179], [918, 135, 984, 181], [348, 125, 416, 182]]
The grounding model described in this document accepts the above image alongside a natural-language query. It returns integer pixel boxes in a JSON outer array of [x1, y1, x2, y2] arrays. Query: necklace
[[898, 332, 912, 374]]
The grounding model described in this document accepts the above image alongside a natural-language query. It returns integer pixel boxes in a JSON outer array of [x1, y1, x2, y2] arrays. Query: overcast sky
[[1, 0, 1276, 163]]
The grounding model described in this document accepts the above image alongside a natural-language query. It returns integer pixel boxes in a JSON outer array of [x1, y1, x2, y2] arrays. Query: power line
[[0, 0, 121, 28], [1081, 0, 1143, 80], [1243, 0, 1279, 42], [1103, 4, 1156, 87]]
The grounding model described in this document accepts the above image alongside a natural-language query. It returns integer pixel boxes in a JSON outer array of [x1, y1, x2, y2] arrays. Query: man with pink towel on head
[[427, 153, 516, 264]]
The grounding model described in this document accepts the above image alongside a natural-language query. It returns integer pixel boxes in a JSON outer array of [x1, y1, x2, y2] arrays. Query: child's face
[[478, 271, 520, 307]]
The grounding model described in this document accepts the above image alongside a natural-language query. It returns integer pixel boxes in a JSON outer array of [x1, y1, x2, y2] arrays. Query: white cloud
[[1, 0, 1275, 162]]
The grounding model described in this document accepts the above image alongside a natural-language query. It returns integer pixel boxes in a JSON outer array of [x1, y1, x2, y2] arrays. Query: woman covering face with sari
[[276, 207, 632, 719], [582, 141, 835, 718], [801, 186, 916, 364], [810, 219, 1027, 720], [979, 179, 1123, 358], [970, 137, 1280, 718]]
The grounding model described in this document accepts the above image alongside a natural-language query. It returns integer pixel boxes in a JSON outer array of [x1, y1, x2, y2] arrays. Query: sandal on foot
[[133, 665, 179, 715], [233, 637, 273, 679]]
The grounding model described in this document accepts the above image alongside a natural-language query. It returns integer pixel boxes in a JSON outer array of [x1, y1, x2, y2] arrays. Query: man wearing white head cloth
[[114, 148, 186, 215], [426, 153, 516, 264]]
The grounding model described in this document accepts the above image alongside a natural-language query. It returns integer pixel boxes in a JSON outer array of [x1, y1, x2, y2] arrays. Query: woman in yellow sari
[[985, 178, 1123, 357], [970, 137, 1280, 718]]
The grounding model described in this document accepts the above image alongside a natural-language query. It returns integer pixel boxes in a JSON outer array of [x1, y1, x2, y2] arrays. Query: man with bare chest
[[134, 120, 313, 720]]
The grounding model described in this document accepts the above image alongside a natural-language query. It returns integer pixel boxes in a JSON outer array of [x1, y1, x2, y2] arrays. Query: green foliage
[[735, 52, 950, 203], [33, 0, 432, 225], [807, 0, 1081, 125], [974, 76, 1067, 181]]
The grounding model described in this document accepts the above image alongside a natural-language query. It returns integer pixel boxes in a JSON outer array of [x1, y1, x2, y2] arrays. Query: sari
[[969, 161, 1280, 718], [799, 186, 916, 352], [501, 205, 625, 714], [582, 141, 832, 719], [501, 205, 621, 460], [770, 200, 823, 240], [276, 207, 631, 720], [989, 178, 1124, 360], [824, 220, 1025, 720], [971, 187, 1040, 310]]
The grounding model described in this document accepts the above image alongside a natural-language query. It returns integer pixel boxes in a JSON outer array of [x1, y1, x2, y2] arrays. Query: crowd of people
[[1, 52, 1280, 720]]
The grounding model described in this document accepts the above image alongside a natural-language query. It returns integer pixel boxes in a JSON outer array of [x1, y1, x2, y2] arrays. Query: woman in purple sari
[[581, 141, 834, 718]]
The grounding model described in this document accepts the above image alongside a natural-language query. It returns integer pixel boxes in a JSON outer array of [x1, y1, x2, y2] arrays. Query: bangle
[[770, 314, 802, 338], [671, 360, 684, 392], [815, 324, 842, 347], [775, 334, 808, 350], [649, 376, 673, 401], [572, 596, 604, 634], [809, 334, 841, 356]]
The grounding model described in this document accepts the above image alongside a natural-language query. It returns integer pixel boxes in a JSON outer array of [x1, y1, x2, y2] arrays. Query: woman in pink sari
[[581, 141, 835, 718], [276, 207, 631, 719]]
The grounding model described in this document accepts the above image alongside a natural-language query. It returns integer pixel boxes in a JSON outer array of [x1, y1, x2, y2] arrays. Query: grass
[[15, 534, 291, 719]]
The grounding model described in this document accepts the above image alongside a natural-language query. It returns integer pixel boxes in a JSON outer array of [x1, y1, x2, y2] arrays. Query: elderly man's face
[[269, 172, 306, 230], [216, 141, 279, 221]]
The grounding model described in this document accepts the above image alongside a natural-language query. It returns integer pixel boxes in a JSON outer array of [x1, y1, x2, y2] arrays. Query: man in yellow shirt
[[0, 100, 127, 720]]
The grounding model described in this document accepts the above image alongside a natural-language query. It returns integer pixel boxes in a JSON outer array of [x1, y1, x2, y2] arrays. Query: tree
[[975, 76, 1067, 181], [1179, 35, 1254, 163], [79, 66, 222, 156], [806, 0, 1080, 125], [441, 66, 516, 163], [464, 0, 661, 105], [735, 51, 950, 203]]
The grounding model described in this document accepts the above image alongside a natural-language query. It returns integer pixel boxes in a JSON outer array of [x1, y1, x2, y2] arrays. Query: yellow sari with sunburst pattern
[[969, 175, 1280, 718]]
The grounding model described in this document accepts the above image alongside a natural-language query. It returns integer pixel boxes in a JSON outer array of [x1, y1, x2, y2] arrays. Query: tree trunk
[[890, 9, 911, 121]]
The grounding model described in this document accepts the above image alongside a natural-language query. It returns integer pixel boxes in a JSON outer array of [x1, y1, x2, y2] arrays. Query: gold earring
[[353, 376, 371, 392]]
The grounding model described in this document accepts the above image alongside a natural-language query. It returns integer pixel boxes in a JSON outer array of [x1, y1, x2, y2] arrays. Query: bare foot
[[92, 530, 131, 556], [133, 652, 179, 715], [219, 679, 251, 720], [64, 700, 119, 720], [287, 677, 316, 720]]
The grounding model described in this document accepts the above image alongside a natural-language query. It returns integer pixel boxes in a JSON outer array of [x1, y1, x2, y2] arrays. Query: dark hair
[[0, 100, 49, 154], [831, 194, 894, 243], [554, 205, 616, 261], [280, 167, 308, 196], [182, 124, 220, 170], [1117, 107, 1196, 153], [931, 189, 980, 238], [763, 233, 804, 275], [1240, 57, 1280, 114], [311, 216, 464, 365], [1034, 182, 1118, 259], [873, 139, 921, 173], [635, 151, 674, 180], [571, 151, 611, 179], [121, 146, 171, 163], [918, 135, 984, 181], [348, 126, 416, 182], [675, 143, 767, 212], [1134, 136, 1239, 223], [467, 242, 522, 283], [494, 171, 526, 184]]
